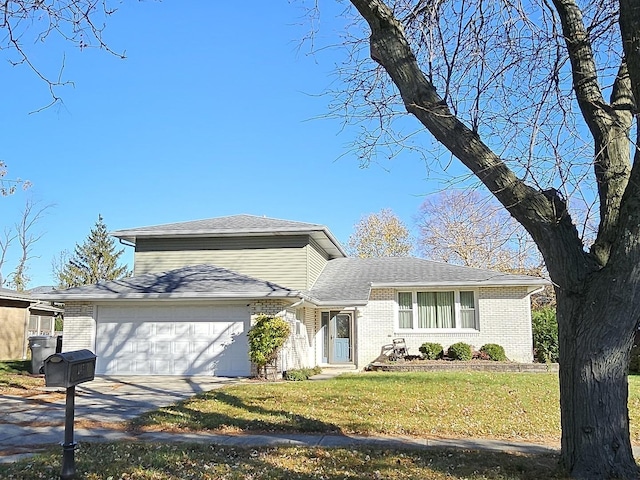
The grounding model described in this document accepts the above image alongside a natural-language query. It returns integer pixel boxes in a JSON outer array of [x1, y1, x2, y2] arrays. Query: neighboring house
[[0, 288, 62, 360], [39, 215, 547, 376]]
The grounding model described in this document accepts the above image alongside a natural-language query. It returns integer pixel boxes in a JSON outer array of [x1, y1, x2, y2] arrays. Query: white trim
[[40, 292, 303, 301], [374, 280, 548, 288]]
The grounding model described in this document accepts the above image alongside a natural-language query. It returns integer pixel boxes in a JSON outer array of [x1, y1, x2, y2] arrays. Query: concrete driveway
[[0, 375, 242, 456]]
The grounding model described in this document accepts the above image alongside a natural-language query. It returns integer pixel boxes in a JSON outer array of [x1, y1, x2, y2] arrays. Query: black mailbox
[[43, 349, 97, 388]]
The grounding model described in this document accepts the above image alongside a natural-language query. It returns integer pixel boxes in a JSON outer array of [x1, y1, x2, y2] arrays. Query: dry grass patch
[[0, 442, 569, 479], [0, 360, 44, 396]]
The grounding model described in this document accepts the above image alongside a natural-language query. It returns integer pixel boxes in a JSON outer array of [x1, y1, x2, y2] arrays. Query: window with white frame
[[397, 290, 478, 330]]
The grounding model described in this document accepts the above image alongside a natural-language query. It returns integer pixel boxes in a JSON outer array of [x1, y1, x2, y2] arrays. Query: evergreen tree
[[57, 215, 130, 288]]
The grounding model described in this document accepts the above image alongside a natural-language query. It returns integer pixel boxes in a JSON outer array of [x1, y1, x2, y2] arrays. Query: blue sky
[[0, 1, 466, 288]]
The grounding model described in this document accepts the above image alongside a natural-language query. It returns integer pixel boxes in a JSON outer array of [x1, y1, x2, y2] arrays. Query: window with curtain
[[398, 292, 413, 329], [398, 290, 478, 330], [417, 291, 454, 328], [460, 291, 476, 328]]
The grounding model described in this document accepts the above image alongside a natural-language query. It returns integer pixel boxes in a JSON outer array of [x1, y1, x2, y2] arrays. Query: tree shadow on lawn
[[130, 390, 342, 434], [0, 443, 568, 480]]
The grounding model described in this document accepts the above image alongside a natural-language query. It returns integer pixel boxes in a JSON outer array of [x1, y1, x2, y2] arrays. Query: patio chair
[[388, 338, 408, 361]]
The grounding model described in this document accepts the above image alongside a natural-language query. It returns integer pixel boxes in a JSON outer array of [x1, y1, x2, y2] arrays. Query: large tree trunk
[[348, 0, 640, 476], [556, 275, 638, 479]]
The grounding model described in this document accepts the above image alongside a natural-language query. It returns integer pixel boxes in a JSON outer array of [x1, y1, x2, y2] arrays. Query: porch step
[[309, 365, 358, 381]]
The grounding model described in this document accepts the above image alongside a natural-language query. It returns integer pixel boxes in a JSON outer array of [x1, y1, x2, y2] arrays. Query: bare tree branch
[[9, 199, 52, 291]]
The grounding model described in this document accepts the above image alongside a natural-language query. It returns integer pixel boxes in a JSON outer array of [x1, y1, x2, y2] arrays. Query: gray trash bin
[[29, 336, 57, 374]]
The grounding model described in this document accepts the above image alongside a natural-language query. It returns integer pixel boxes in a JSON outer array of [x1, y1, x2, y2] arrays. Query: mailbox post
[[43, 350, 97, 480]]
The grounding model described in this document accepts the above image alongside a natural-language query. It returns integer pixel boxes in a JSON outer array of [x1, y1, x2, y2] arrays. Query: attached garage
[[42, 265, 301, 377], [95, 304, 251, 376]]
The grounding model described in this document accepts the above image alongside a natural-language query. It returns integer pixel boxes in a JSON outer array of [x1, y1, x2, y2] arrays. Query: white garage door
[[95, 304, 251, 376]]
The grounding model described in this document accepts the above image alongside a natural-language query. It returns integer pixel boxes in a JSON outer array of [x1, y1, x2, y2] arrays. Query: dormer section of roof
[[111, 214, 346, 291]]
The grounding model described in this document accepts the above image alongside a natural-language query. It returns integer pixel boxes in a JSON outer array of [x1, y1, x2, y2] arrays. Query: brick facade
[[353, 287, 534, 365], [300, 286, 535, 370], [61, 302, 96, 353]]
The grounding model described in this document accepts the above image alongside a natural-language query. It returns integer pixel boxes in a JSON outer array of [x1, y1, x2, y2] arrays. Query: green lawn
[[132, 372, 566, 442], [0, 442, 569, 479], [5, 370, 640, 479], [132, 372, 640, 444]]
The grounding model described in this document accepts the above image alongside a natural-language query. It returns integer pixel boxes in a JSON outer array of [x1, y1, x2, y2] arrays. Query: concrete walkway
[[0, 372, 565, 464], [0, 428, 561, 464]]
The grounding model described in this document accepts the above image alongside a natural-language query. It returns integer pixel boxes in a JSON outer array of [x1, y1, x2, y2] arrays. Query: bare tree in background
[[416, 190, 541, 271], [347, 208, 413, 257], [311, 0, 640, 476], [0, 228, 17, 286], [4, 200, 52, 291]]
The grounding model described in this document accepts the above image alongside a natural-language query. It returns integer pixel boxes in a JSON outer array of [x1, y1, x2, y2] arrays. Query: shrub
[[248, 314, 290, 378], [283, 366, 322, 381], [532, 307, 559, 363], [480, 343, 507, 361], [630, 331, 640, 374], [447, 342, 472, 361], [419, 342, 444, 360]]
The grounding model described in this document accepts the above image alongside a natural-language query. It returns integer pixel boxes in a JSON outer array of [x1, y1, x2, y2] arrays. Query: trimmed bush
[[419, 342, 444, 360], [630, 331, 640, 374], [480, 343, 507, 361], [447, 342, 472, 361], [532, 307, 559, 363], [248, 314, 290, 378], [283, 366, 322, 381]]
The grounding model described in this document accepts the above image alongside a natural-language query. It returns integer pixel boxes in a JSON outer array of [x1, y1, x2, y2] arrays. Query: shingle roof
[[0, 287, 63, 314], [0, 287, 31, 302], [111, 214, 347, 259], [305, 257, 549, 306], [39, 264, 300, 301]]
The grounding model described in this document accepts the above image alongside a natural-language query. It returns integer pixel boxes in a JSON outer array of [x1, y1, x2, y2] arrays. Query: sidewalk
[[0, 426, 561, 464]]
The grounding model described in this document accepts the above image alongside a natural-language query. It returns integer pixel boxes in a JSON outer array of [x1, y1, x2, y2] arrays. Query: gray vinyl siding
[[306, 238, 329, 289], [134, 236, 312, 290]]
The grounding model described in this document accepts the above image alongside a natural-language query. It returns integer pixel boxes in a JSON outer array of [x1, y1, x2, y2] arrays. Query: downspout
[[526, 286, 546, 363], [23, 306, 31, 359]]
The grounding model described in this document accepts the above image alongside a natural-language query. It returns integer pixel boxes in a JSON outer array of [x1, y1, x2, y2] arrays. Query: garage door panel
[[96, 304, 251, 376]]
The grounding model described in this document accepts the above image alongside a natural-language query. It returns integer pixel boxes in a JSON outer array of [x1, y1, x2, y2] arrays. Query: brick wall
[[249, 299, 288, 317], [61, 302, 96, 353], [355, 288, 396, 368], [355, 286, 534, 367]]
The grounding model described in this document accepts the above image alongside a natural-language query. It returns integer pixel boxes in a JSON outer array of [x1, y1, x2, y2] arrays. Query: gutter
[[37, 292, 305, 302], [370, 279, 550, 288]]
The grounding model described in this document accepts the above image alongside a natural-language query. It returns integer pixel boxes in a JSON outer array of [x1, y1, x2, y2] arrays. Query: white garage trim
[[95, 303, 251, 376]]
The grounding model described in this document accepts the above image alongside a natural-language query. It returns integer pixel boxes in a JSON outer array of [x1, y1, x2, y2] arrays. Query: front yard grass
[[0, 442, 568, 479], [132, 371, 640, 444], [133, 371, 565, 443], [0, 359, 42, 395]]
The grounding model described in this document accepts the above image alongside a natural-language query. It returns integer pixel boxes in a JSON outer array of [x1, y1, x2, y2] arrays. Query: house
[[39, 215, 547, 376], [0, 288, 63, 360]]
